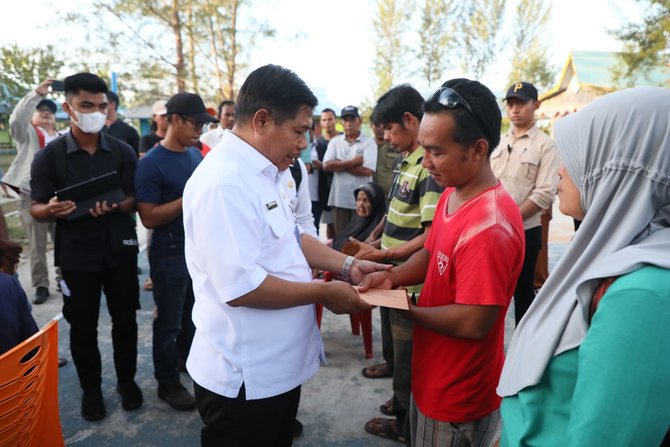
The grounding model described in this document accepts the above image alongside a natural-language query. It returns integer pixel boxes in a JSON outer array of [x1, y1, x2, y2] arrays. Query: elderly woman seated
[[332, 182, 386, 254]]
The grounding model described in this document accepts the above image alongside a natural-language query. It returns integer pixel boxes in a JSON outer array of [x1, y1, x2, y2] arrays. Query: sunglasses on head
[[435, 87, 489, 141]]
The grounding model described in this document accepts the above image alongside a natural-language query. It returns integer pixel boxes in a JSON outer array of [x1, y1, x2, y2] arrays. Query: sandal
[[379, 397, 394, 416], [362, 362, 393, 379], [143, 277, 153, 291], [364, 417, 405, 444]]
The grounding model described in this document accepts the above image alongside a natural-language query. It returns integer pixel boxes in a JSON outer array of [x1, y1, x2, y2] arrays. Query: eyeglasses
[[181, 116, 205, 130], [435, 87, 489, 141]]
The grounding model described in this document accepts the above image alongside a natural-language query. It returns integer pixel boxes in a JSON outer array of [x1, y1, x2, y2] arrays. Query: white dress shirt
[[282, 158, 318, 238], [183, 131, 324, 400]]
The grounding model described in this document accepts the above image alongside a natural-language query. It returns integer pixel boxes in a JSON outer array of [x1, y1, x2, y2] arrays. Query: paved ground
[[21, 203, 573, 446]]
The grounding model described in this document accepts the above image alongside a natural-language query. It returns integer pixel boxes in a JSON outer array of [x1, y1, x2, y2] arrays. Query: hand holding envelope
[[356, 288, 409, 310]]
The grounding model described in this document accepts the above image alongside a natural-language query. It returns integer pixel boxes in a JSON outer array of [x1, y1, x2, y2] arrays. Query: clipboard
[[55, 171, 125, 220]]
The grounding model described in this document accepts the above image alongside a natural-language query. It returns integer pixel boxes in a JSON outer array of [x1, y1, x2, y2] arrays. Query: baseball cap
[[504, 82, 538, 102], [36, 99, 57, 114], [340, 105, 360, 119], [151, 100, 168, 116], [165, 93, 218, 123]]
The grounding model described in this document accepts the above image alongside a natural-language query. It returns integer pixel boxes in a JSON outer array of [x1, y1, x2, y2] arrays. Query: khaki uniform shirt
[[491, 125, 559, 230]]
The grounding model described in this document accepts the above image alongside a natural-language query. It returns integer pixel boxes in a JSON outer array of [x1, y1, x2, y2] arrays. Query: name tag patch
[[266, 201, 278, 210]]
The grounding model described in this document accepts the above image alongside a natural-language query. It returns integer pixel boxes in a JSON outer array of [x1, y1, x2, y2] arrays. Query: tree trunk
[[171, 0, 186, 92]]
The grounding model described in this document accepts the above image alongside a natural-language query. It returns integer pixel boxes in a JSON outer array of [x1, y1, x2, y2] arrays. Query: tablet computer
[[55, 171, 125, 220]]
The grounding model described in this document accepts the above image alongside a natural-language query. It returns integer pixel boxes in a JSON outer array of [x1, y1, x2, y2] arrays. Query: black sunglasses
[[435, 87, 489, 141], [181, 116, 205, 130]]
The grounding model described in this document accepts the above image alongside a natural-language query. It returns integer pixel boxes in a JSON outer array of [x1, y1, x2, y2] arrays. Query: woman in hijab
[[332, 182, 386, 252], [497, 87, 670, 446]]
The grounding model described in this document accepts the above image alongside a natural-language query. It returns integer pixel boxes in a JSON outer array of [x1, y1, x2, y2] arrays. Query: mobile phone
[[50, 80, 65, 92]]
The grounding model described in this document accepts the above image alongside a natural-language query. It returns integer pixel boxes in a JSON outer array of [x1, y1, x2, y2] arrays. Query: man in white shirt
[[183, 64, 389, 446], [323, 106, 378, 237]]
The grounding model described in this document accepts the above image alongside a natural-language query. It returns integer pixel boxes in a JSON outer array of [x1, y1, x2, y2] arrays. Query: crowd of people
[[0, 64, 668, 447]]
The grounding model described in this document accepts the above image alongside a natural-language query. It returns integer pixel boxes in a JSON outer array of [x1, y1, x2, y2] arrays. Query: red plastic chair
[[315, 272, 373, 359], [0, 319, 64, 447]]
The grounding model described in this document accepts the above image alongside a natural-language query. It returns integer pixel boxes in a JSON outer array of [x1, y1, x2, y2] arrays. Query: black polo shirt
[[103, 119, 140, 155], [30, 132, 138, 272]]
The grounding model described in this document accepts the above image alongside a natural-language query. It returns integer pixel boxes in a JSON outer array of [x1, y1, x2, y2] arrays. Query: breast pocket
[[266, 208, 290, 240], [518, 149, 541, 182]]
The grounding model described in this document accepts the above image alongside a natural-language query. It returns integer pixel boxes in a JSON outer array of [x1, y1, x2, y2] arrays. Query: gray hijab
[[498, 87, 670, 396]]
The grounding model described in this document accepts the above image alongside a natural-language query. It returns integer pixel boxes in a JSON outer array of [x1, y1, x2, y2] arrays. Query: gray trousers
[[18, 193, 56, 289]]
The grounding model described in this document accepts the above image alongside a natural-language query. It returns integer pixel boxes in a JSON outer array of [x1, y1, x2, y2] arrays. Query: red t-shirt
[[412, 184, 524, 422]]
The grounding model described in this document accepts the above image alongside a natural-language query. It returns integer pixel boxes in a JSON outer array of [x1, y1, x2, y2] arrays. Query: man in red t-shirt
[[360, 78, 524, 447]]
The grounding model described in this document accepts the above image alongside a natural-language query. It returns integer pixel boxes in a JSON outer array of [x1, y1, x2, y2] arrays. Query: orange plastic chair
[[0, 319, 64, 447], [315, 272, 373, 359]]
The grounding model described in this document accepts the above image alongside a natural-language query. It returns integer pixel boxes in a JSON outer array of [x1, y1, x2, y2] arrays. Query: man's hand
[[350, 238, 386, 262], [322, 281, 371, 315], [356, 271, 393, 292], [312, 159, 323, 170], [348, 259, 392, 285], [35, 79, 53, 96], [48, 196, 76, 219], [351, 155, 363, 167], [89, 200, 119, 218], [0, 238, 22, 275]]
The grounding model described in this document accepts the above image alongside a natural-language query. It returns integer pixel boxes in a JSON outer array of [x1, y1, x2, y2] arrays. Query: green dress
[[501, 265, 670, 446]]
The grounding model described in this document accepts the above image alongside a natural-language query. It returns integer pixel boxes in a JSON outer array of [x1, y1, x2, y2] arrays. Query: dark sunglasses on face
[[181, 116, 205, 130], [435, 87, 490, 141]]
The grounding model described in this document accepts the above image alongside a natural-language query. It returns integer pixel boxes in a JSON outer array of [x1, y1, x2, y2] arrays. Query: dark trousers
[[61, 260, 139, 391], [331, 207, 354, 238], [390, 308, 413, 445], [514, 226, 542, 325], [311, 201, 323, 235], [150, 252, 195, 385], [194, 382, 301, 447], [380, 306, 394, 370]]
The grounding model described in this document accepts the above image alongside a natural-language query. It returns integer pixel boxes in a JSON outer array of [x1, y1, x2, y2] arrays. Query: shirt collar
[[223, 131, 279, 179], [402, 146, 425, 166], [65, 131, 113, 154], [506, 124, 539, 141]]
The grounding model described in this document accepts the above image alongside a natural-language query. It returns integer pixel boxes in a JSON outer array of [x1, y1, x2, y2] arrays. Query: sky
[[1, 0, 641, 109]]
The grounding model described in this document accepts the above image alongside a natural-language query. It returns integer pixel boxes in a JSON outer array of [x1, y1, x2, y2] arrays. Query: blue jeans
[[150, 250, 195, 385]]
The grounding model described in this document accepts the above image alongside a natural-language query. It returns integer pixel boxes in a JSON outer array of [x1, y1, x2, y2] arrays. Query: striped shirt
[[381, 147, 443, 252]]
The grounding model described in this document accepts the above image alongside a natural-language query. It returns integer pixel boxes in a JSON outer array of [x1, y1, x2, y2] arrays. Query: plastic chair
[[0, 320, 64, 447], [315, 272, 373, 359]]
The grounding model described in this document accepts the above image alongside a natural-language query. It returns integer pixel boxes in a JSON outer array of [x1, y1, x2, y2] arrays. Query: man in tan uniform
[[491, 81, 559, 325]]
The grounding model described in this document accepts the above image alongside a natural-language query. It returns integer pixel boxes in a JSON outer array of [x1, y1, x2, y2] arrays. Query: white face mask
[[69, 107, 107, 134]]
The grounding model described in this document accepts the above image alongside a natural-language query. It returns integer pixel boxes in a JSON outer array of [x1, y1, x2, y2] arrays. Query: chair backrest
[[0, 320, 64, 447]]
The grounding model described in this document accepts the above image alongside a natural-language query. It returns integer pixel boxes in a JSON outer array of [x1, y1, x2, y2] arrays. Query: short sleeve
[[118, 144, 137, 195], [362, 139, 377, 171], [418, 172, 443, 223], [134, 155, 161, 204], [323, 139, 337, 163]]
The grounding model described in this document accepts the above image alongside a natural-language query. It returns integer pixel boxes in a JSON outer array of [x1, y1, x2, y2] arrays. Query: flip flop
[[379, 397, 394, 416], [361, 362, 393, 379], [364, 417, 405, 444]]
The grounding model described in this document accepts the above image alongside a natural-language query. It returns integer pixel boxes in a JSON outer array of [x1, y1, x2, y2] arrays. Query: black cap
[[36, 99, 57, 114], [504, 82, 538, 102], [166, 93, 218, 123], [340, 105, 359, 118]]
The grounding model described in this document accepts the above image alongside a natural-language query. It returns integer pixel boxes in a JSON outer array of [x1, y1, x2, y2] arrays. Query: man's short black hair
[[320, 108, 336, 117], [424, 78, 501, 155], [64, 73, 108, 100], [106, 91, 119, 109], [372, 84, 424, 126], [217, 99, 234, 117], [236, 65, 318, 125]]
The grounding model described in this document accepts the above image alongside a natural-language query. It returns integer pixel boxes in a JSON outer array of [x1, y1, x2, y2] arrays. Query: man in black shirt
[[103, 90, 140, 155], [30, 72, 142, 422]]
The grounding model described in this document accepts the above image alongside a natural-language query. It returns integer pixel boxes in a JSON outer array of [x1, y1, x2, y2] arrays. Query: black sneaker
[[81, 388, 106, 421], [33, 287, 49, 305], [157, 382, 196, 411], [117, 380, 143, 411]]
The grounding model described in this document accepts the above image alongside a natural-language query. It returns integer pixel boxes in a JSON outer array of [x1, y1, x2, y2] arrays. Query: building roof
[[540, 50, 669, 101]]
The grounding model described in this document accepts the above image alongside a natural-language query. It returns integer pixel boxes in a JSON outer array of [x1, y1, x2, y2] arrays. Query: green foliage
[[416, 0, 456, 84], [459, 0, 507, 80], [0, 44, 64, 109], [371, 0, 414, 100], [507, 0, 555, 91], [612, 0, 670, 86]]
